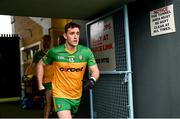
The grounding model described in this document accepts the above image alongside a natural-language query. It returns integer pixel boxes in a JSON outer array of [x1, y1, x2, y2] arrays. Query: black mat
[[0, 101, 43, 118]]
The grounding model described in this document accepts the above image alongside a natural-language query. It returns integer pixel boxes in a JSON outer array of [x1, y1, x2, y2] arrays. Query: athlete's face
[[43, 37, 51, 50], [64, 27, 80, 47]]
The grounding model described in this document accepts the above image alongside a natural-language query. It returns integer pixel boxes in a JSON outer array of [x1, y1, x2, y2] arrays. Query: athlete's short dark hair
[[64, 22, 81, 33], [42, 35, 51, 41]]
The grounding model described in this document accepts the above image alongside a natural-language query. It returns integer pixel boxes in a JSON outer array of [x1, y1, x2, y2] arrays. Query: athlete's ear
[[63, 33, 67, 40]]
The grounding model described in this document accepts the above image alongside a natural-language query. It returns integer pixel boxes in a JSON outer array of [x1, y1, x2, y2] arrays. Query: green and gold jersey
[[43, 44, 97, 99], [43, 64, 54, 84], [33, 49, 53, 83], [33, 49, 46, 64]]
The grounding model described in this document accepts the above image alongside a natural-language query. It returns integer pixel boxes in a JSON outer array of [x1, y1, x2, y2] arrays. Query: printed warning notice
[[90, 16, 116, 71], [150, 4, 176, 36]]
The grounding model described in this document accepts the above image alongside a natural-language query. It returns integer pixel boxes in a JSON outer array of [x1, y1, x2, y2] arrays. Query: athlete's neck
[[65, 43, 77, 54], [43, 48, 49, 53]]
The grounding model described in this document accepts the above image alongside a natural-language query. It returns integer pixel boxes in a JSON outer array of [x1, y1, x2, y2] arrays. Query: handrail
[[100, 71, 132, 75]]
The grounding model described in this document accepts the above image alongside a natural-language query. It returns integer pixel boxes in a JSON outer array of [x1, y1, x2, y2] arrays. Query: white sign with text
[[90, 16, 116, 71], [150, 4, 176, 36]]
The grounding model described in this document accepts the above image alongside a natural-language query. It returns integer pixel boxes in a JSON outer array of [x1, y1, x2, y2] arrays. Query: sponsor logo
[[69, 57, 74, 62], [79, 55, 83, 60], [59, 67, 83, 72], [58, 56, 64, 60]]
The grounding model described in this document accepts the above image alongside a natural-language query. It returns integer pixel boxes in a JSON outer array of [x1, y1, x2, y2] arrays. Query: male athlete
[[37, 22, 100, 118], [24, 35, 53, 119]]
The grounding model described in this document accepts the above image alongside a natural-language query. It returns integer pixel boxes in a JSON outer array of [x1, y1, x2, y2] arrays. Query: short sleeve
[[42, 50, 53, 65], [87, 48, 97, 66], [32, 50, 45, 64]]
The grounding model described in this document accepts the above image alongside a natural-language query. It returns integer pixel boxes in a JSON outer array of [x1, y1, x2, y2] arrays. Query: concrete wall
[[14, 16, 43, 47], [128, 0, 180, 117], [30, 17, 51, 34]]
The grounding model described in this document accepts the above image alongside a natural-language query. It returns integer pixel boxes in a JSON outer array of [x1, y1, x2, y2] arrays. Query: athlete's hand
[[38, 85, 46, 95], [38, 85, 45, 91], [84, 77, 96, 89], [39, 88, 46, 95]]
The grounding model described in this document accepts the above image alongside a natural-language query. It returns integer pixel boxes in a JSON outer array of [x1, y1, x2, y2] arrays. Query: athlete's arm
[[24, 62, 36, 75], [84, 64, 100, 89], [89, 64, 100, 81], [25, 51, 39, 75], [36, 59, 46, 90]]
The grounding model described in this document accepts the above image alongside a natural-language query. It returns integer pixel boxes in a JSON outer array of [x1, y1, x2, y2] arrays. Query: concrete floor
[[0, 101, 44, 118]]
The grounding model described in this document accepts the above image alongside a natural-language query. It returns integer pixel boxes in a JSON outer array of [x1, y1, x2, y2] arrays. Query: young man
[[37, 22, 100, 118], [24, 35, 53, 119]]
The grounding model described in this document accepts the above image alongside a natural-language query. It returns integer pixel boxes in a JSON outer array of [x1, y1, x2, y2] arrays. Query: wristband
[[90, 77, 96, 82]]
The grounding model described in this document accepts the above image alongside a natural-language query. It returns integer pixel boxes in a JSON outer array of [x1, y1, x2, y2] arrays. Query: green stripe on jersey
[[44, 44, 96, 66]]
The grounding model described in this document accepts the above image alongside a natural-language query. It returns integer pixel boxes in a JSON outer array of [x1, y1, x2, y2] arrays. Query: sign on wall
[[90, 16, 116, 71], [150, 4, 176, 36]]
